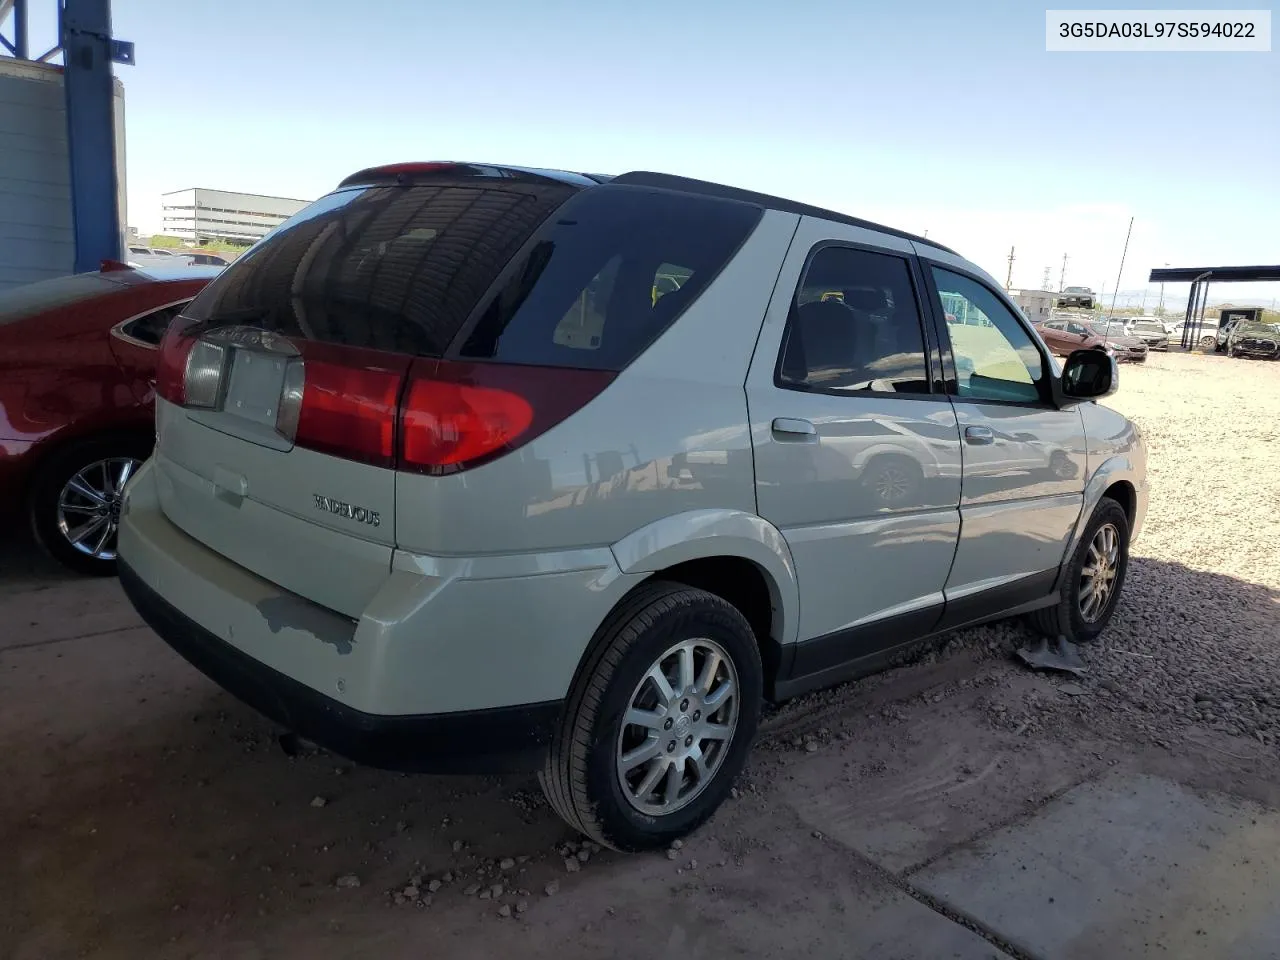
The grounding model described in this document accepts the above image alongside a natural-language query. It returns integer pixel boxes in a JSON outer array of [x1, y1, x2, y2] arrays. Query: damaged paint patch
[[256, 595, 357, 655]]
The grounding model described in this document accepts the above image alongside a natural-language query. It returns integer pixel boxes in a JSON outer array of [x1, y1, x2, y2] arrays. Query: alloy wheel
[[55, 457, 141, 560], [1079, 522, 1120, 622], [615, 638, 739, 816]]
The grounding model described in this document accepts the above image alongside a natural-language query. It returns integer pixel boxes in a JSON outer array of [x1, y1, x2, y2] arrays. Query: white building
[[1008, 288, 1055, 325], [160, 188, 309, 244]]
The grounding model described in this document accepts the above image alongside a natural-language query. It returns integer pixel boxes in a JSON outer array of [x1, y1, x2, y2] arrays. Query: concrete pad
[[463, 823, 1017, 960], [783, 698, 1093, 873], [912, 774, 1280, 960], [0, 577, 141, 650]]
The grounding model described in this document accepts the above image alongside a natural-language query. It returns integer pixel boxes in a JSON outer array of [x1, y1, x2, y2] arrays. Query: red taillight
[[157, 328, 611, 474], [399, 360, 614, 475], [156, 324, 197, 405], [291, 344, 410, 468]]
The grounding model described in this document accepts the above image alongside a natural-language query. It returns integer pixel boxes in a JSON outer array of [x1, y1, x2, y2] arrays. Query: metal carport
[[1147, 265, 1280, 350]]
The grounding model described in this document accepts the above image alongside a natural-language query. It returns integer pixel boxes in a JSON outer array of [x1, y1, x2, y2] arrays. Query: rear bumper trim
[[119, 562, 562, 774]]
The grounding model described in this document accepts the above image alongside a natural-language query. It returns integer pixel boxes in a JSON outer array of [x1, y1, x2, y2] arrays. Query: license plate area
[[224, 350, 289, 427], [188, 347, 294, 451]]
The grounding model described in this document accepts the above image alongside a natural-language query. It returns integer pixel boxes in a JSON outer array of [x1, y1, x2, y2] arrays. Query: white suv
[[117, 164, 1146, 850]]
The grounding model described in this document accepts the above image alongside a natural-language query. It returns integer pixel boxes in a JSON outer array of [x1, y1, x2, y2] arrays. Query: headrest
[[842, 288, 887, 313]]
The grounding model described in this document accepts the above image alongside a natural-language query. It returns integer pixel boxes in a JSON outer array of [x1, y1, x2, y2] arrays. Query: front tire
[[1029, 497, 1130, 644], [539, 581, 762, 851], [28, 435, 152, 576]]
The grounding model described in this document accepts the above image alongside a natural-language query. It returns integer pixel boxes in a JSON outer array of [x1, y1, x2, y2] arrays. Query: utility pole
[[1059, 253, 1069, 292], [1005, 246, 1015, 289], [1157, 262, 1168, 315], [1041, 266, 1052, 291]]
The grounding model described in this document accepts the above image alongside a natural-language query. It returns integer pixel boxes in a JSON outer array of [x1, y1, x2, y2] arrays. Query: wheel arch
[[1056, 454, 1143, 589], [19, 421, 156, 512], [608, 509, 799, 696]]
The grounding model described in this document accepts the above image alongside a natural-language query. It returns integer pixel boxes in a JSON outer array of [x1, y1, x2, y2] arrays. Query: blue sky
[[18, 0, 1280, 304]]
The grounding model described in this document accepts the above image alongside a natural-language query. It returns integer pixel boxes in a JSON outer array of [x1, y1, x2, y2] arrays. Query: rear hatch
[[151, 165, 584, 616]]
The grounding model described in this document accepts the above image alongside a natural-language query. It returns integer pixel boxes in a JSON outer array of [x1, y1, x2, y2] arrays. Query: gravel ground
[[1037, 351, 1280, 749], [2, 349, 1278, 960]]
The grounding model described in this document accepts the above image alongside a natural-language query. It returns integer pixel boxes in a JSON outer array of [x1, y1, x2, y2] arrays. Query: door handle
[[964, 425, 995, 445], [772, 417, 817, 440]]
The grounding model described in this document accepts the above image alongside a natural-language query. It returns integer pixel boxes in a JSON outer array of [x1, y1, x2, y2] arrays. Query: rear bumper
[[119, 560, 562, 773], [116, 457, 645, 772]]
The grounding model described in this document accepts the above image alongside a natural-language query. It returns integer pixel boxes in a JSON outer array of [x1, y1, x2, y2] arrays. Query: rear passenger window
[[776, 246, 931, 395], [459, 186, 761, 370]]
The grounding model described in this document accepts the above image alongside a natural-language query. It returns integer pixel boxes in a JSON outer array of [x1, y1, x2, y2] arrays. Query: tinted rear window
[[182, 179, 578, 355], [460, 185, 762, 370], [0, 272, 126, 326]]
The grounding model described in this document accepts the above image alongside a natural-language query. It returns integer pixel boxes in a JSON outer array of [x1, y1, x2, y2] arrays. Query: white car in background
[[127, 247, 230, 270]]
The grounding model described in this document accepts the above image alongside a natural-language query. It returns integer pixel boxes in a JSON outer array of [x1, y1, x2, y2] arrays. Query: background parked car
[[0, 262, 220, 574], [1056, 285, 1095, 309], [127, 246, 231, 269], [1035, 318, 1147, 363], [1035, 317, 1103, 355], [1215, 317, 1245, 352], [1227, 320, 1280, 360], [1080, 320, 1149, 363], [1127, 319, 1171, 351]]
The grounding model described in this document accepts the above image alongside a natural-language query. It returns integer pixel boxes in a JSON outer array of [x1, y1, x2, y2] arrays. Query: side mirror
[[1061, 348, 1118, 401]]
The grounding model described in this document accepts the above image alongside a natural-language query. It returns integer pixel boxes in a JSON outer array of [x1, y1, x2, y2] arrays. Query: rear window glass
[[182, 179, 578, 355], [0, 272, 127, 326], [459, 185, 761, 370]]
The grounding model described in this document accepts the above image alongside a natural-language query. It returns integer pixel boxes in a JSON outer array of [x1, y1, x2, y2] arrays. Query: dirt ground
[[2, 350, 1278, 960]]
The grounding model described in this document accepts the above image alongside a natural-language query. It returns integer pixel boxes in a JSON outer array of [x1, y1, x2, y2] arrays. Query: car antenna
[[1105, 217, 1135, 336]]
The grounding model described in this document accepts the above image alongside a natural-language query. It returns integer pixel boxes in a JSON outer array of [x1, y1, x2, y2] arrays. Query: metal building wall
[[0, 58, 124, 292]]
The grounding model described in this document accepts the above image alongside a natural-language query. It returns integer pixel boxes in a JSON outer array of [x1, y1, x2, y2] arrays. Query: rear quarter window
[[459, 185, 762, 370]]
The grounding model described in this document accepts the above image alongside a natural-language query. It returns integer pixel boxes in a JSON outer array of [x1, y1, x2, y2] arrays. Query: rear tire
[[28, 435, 152, 577], [539, 581, 762, 852], [1029, 497, 1129, 645]]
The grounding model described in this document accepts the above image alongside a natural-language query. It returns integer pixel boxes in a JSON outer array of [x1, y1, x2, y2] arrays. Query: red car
[[0, 263, 220, 574]]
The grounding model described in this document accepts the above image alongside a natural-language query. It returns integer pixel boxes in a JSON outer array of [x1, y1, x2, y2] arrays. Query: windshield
[[1239, 322, 1279, 336]]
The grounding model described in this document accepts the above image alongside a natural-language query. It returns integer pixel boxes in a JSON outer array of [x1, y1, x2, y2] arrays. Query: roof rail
[[610, 172, 956, 255]]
